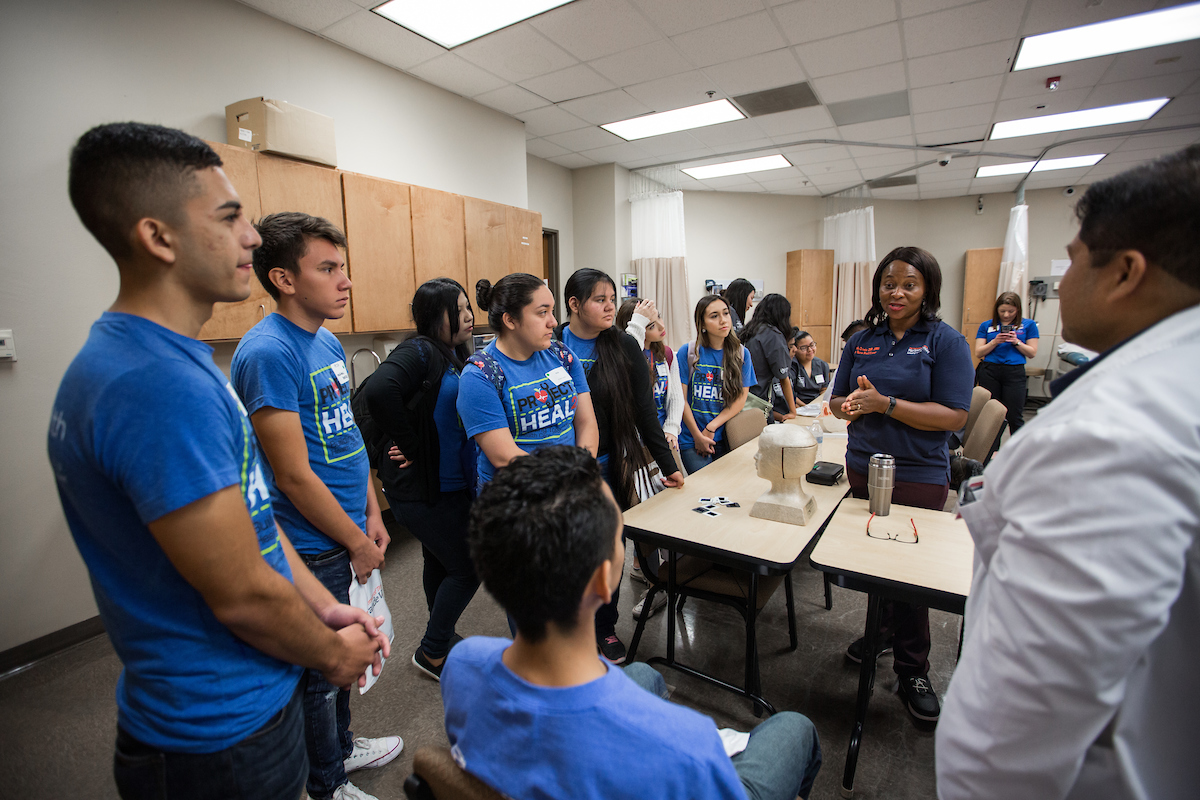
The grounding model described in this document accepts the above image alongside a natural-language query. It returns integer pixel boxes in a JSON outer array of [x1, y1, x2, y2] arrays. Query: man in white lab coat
[[936, 145, 1200, 800]]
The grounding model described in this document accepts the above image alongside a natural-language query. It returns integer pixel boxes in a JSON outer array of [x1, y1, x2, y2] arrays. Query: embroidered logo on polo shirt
[[907, 345, 930, 355], [856, 345, 880, 356]]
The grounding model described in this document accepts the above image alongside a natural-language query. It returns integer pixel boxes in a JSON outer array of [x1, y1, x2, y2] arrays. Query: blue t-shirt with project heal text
[[977, 317, 1039, 365], [231, 314, 369, 554], [46, 312, 301, 753], [677, 342, 756, 451], [441, 637, 748, 800], [457, 340, 589, 484]]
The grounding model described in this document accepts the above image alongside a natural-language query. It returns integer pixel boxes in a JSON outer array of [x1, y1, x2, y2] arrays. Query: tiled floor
[[0, 516, 963, 799]]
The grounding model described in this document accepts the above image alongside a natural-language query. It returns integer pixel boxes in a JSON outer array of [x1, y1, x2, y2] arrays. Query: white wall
[[526, 155, 575, 289], [0, 0, 530, 651]]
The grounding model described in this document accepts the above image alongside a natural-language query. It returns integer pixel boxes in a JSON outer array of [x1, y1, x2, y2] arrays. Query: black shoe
[[898, 674, 941, 722], [412, 647, 444, 681], [597, 633, 627, 664], [845, 635, 894, 664]]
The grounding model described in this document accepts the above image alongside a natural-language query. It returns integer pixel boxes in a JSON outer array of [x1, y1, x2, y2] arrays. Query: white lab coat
[[936, 304, 1200, 800]]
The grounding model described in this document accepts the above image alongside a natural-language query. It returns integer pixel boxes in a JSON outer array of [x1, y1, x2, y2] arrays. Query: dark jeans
[[301, 548, 355, 799], [389, 488, 479, 659], [679, 436, 730, 475], [113, 679, 306, 800], [847, 467, 949, 678], [977, 360, 1027, 434]]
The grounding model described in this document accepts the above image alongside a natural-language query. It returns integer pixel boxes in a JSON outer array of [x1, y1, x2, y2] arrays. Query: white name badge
[[547, 366, 571, 386], [331, 360, 350, 384], [815, 374, 825, 384], [657, 362, 669, 377]]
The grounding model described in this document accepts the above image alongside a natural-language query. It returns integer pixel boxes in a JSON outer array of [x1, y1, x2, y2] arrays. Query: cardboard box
[[225, 97, 337, 167]]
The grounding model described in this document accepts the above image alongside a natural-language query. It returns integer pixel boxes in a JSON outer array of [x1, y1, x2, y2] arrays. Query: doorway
[[542, 228, 561, 322]]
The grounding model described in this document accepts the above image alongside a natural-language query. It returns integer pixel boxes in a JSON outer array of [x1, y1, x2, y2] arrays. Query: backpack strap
[[466, 349, 506, 398], [547, 339, 575, 372], [406, 337, 446, 411]]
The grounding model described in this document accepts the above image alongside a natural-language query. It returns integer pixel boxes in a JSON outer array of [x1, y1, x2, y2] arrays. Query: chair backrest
[[963, 385, 992, 442], [962, 398, 1006, 464], [404, 747, 505, 800], [724, 408, 768, 450]]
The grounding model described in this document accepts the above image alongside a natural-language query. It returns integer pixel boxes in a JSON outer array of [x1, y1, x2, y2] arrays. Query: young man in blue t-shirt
[[443, 446, 822, 800], [49, 123, 388, 800], [231, 213, 402, 800]]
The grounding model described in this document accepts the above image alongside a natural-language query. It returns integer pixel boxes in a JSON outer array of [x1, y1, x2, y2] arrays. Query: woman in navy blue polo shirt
[[830, 246, 975, 725], [975, 291, 1039, 434]]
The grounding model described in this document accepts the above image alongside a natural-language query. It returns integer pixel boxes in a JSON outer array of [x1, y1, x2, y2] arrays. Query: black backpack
[[350, 336, 446, 468]]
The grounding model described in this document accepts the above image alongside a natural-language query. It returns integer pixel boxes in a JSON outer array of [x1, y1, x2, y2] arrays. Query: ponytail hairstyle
[[865, 246, 943, 329], [476, 273, 545, 335], [616, 297, 666, 384], [412, 277, 471, 369], [721, 278, 756, 322], [991, 291, 1023, 326], [563, 269, 647, 509], [740, 292, 793, 345], [689, 295, 745, 410]]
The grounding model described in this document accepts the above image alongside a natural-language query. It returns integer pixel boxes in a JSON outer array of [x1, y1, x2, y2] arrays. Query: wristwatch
[[884, 396, 897, 416]]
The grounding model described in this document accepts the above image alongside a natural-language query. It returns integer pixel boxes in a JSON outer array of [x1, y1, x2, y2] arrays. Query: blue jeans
[[389, 489, 480, 660], [623, 664, 822, 800], [113, 679, 306, 800], [301, 548, 355, 799], [679, 437, 730, 475]]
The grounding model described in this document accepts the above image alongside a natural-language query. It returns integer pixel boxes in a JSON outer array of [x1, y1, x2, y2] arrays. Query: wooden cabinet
[[785, 249, 835, 362], [412, 186, 466, 290], [962, 248, 1003, 366], [465, 198, 510, 297], [256, 155, 352, 334], [342, 173, 415, 332], [198, 142, 273, 340], [506, 206, 543, 277]]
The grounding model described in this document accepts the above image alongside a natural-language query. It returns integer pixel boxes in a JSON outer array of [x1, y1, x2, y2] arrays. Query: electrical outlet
[[0, 329, 15, 361]]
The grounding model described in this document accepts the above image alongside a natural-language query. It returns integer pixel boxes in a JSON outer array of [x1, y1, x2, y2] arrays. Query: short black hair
[[252, 212, 347, 300], [841, 319, 869, 342], [865, 246, 943, 329], [68, 122, 222, 260], [469, 446, 619, 643], [1075, 144, 1200, 291]]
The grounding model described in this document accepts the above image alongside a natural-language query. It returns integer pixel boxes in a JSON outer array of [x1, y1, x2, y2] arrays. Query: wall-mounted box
[[225, 97, 337, 167]]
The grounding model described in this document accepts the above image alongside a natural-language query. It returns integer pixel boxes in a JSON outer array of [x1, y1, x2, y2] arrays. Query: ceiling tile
[[977, 131, 1058, 153], [549, 153, 600, 169], [771, 125, 842, 146], [1105, 43, 1200, 85], [633, 131, 709, 155], [757, 106, 838, 138], [1000, 57, 1115, 101], [686, 118, 769, 146], [515, 105, 591, 137], [518, 63, 616, 102], [239, 0, 359, 32], [854, 150, 919, 168], [702, 49, 809, 97], [902, 0, 1024, 59], [544, 126, 626, 151], [558, 90, 653, 124], [910, 76, 1004, 114], [897, 0, 978, 18], [474, 84, 553, 115], [907, 41, 1015, 88], [624, 70, 724, 110], [1117, 128, 1200, 151], [795, 23, 904, 78], [525, 138, 571, 159], [1154, 92, 1200, 119], [709, 138, 780, 155], [529, 0, 661, 61], [871, 185, 922, 199], [670, 12, 788, 69], [846, 134, 917, 156], [589, 41, 693, 86], [992, 89, 1090, 122], [1085, 72, 1200, 109], [623, 157, 663, 169], [698, 175, 772, 190], [320, 10, 445, 71], [773, 0, 897, 45], [836, 116, 914, 141], [781, 142, 853, 164], [917, 125, 991, 146], [576, 141, 653, 164], [913, 103, 995, 134], [628, 0, 765, 37], [808, 158, 860, 174], [812, 63, 907, 104], [455, 23, 578, 82], [1020, 0, 1158, 37], [408, 53, 507, 97]]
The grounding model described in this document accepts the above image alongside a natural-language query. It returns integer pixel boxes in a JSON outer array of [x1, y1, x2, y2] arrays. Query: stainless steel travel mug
[[868, 453, 895, 516]]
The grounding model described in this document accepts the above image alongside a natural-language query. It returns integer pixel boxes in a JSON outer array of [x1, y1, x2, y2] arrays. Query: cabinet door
[[199, 142, 272, 341], [465, 198, 510, 296], [506, 207, 543, 277], [411, 186, 466, 289], [799, 250, 834, 327], [257, 155, 352, 333], [962, 248, 1003, 365], [342, 173, 415, 332]]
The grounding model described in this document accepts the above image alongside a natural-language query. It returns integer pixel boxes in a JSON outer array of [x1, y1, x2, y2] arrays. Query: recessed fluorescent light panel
[[373, 0, 576, 48], [602, 100, 745, 141], [976, 154, 1105, 178], [1014, 2, 1200, 70], [990, 98, 1169, 140], [682, 155, 792, 181]]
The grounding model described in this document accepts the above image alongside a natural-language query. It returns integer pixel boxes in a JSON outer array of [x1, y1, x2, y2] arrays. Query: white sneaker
[[331, 782, 378, 800], [632, 589, 668, 621], [343, 736, 403, 774]]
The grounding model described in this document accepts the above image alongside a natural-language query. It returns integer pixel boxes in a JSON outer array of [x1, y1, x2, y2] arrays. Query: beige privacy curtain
[[997, 204, 1029, 310], [822, 206, 876, 365], [631, 171, 690, 351]]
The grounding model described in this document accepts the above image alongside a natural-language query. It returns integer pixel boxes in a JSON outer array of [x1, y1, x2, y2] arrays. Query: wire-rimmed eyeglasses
[[866, 512, 918, 544]]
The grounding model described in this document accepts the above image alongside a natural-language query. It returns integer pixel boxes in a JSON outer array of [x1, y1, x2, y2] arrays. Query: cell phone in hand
[[1000, 325, 1014, 334]]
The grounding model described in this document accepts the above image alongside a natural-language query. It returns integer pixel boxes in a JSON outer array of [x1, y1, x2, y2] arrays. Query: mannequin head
[[751, 425, 819, 526]]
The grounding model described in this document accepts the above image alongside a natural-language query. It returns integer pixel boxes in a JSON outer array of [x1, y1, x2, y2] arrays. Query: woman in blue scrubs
[[830, 246, 975, 725]]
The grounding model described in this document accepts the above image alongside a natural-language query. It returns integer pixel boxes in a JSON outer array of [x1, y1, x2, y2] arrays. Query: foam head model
[[750, 424, 818, 526]]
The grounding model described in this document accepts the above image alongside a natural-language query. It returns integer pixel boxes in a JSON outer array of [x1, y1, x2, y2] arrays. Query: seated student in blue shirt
[[442, 446, 822, 800], [48, 122, 387, 800]]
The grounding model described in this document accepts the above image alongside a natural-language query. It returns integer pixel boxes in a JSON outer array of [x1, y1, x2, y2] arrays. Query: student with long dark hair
[[457, 273, 598, 486], [722, 278, 756, 335], [974, 291, 1039, 434], [557, 269, 683, 662], [616, 298, 683, 452], [364, 278, 479, 681], [678, 295, 756, 474], [742, 293, 797, 422]]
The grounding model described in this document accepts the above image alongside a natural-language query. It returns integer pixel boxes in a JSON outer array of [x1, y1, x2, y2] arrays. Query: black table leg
[[842, 591, 883, 797], [666, 550, 677, 666]]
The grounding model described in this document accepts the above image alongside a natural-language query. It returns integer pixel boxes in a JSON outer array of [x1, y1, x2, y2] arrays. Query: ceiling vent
[[867, 175, 918, 189], [827, 91, 911, 127], [732, 82, 820, 117]]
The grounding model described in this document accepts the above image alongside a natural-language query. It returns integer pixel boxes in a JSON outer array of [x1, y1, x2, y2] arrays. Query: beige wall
[[0, 0, 530, 651], [526, 155, 576, 291]]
